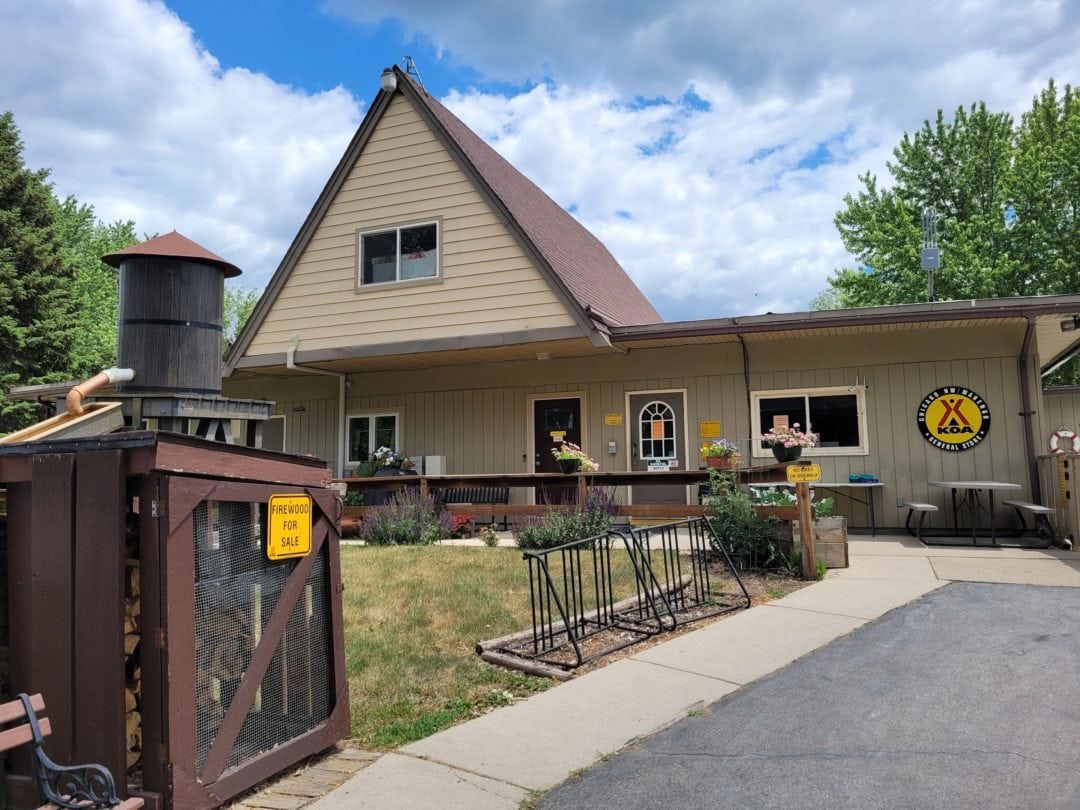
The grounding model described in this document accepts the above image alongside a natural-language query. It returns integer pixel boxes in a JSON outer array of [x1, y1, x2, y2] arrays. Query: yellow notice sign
[[268, 494, 312, 561], [699, 420, 721, 438], [604, 413, 623, 426], [786, 464, 822, 484]]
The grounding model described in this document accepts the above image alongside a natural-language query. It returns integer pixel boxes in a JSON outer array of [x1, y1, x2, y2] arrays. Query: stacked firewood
[[124, 527, 142, 776]]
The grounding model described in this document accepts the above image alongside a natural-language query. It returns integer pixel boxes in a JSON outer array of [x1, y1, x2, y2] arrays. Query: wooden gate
[[143, 476, 348, 808]]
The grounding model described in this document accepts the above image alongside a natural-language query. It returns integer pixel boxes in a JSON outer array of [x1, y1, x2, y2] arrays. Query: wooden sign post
[[786, 462, 821, 580], [795, 481, 816, 579]]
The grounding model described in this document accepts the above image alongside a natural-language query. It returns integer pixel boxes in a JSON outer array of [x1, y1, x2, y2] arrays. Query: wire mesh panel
[[193, 500, 332, 774]]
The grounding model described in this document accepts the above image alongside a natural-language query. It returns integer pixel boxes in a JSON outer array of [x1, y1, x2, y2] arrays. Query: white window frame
[[346, 411, 401, 467], [356, 219, 440, 287], [637, 400, 678, 460], [750, 386, 869, 457]]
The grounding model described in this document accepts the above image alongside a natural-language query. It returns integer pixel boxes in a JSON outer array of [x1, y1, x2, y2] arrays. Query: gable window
[[751, 386, 868, 457], [347, 413, 398, 465], [359, 221, 438, 285]]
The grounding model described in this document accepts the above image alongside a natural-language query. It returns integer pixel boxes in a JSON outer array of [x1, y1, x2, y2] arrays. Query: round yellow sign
[[916, 387, 991, 451]]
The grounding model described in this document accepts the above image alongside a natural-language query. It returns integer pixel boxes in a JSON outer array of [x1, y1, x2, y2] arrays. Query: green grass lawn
[[340, 545, 552, 749]]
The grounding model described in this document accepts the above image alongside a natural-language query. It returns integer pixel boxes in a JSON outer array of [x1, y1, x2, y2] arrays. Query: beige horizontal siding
[[247, 94, 576, 356]]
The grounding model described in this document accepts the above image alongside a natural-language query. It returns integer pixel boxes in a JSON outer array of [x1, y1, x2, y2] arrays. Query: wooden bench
[[0, 693, 143, 810], [435, 486, 511, 528], [1002, 499, 1057, 541], [903, 501, 938, 542]]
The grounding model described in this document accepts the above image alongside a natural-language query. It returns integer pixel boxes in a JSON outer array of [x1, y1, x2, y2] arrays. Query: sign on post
[[786, 463, 822, 484], [268, 493, 313, 560]]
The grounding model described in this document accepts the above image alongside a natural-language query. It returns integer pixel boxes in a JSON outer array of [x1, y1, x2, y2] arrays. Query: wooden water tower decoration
[[103, 231, 241, 397]]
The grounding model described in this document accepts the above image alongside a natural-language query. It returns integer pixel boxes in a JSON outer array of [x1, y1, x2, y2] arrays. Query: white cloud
[[442, 79, 897, 316], [0, 0, 1075, 322], [324, 0, 1078, 317], [0, 0, 361, 290], [326, 0, 1076, 120]]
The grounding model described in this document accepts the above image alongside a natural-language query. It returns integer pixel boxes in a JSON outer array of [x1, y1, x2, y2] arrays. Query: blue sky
[[0, 1, 1076, 320]]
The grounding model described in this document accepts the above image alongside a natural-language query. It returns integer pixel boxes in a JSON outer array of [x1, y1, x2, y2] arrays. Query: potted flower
[[372, 446, 415, 470], [701, 439, 742, 470], [551, 442, 599, 474], [759, 423, 817, 462]]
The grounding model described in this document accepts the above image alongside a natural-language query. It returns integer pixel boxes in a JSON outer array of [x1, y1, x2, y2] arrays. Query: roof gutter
[[610, 299, 1080, 344], [287, 336, 346, 478]]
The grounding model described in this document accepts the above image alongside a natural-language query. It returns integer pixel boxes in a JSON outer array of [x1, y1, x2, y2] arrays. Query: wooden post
[[796, 480, 816, 579], [577, 472, 587, 506]]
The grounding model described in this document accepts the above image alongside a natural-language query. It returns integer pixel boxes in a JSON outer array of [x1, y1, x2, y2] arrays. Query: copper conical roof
[[101, 230, 242, 277]]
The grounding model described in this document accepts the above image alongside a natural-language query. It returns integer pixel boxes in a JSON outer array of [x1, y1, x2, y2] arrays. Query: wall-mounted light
[[380, 68, 397, 93], [1060, 316, 1080, 332]]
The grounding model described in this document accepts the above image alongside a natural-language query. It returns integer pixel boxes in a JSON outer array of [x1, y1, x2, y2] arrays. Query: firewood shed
[[0, 431, 349, 809]]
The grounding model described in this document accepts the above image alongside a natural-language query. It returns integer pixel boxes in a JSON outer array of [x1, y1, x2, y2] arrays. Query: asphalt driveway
[[540, 582, 1080, 809]]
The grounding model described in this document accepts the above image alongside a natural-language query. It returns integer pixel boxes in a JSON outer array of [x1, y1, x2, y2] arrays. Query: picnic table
[[927, 480, 1021, 545]]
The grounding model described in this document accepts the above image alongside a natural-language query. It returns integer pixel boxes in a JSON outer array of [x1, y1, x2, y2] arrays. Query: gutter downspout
[[1019, 316, 1041, 502], [737, 334, 752, 446], [66, 367, 135, 415], [287, 336, 346, 478]]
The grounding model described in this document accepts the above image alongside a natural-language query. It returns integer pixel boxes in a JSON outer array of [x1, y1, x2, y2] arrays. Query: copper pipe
[[66, 367, 135, 416]]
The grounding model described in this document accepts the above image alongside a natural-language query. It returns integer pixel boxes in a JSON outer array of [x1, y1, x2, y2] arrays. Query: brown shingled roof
[[397, 70, 662, 327], [102, 230, 242, 277]]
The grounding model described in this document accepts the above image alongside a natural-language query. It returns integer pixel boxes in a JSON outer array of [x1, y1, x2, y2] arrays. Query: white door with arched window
[[627, 390, 687, 505]]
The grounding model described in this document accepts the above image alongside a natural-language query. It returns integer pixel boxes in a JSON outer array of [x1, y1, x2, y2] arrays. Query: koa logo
[[916, 387, 991, 451]]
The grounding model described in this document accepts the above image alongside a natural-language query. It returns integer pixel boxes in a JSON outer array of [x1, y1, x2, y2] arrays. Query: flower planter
[[557, 458, 582, 474], [753, 504, 800, 521], [771, 445, 803, 463], [706, 456, 740, 470], [793, 516, 849, 568]]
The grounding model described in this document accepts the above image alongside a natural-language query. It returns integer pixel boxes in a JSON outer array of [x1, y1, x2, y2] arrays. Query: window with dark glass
[[359, 222, 438, 285], [753, 388, 865, 454], [347, 413, 398, 464]]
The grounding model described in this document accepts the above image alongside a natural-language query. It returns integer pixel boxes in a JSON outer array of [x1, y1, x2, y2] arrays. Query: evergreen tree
[[0, 111, 78, 432]]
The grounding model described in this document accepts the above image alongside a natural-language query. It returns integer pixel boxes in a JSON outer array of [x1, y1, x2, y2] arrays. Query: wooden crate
[[793, 516, 849, 568]]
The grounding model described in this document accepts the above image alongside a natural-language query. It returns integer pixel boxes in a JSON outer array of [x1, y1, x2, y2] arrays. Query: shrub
[[448, 513, 474, 538], [343, 489, 364, 507], [479, 525, 500, 547], [703, 471, 785, 569], [359, 488, 452, 546], [514, 487, 619, 550]]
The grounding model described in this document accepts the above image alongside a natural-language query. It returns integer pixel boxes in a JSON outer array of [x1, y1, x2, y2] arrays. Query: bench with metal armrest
[[0, 693, 143, 810]]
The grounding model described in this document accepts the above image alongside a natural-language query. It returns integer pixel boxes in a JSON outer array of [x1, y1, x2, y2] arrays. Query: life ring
[[1048, 428, 1080, 454]]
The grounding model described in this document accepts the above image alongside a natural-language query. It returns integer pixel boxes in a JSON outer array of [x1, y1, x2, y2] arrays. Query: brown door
[[629, 392, 687, 505], [533, 397, 582, 505]]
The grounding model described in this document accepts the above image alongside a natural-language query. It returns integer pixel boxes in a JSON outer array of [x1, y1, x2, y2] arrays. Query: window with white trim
[[638, 400, 677, 459], [751, 386, 868, 456], [358, 221, 438, 285], [347, 413, 398, 465]]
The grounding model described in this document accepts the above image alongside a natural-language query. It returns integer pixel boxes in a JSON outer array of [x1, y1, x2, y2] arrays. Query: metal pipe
[[65, 367, 135, 416], [287, 336, 347, 477]]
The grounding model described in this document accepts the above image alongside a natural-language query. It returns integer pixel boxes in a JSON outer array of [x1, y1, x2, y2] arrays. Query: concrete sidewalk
[[305, 537, 1080, 809]]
